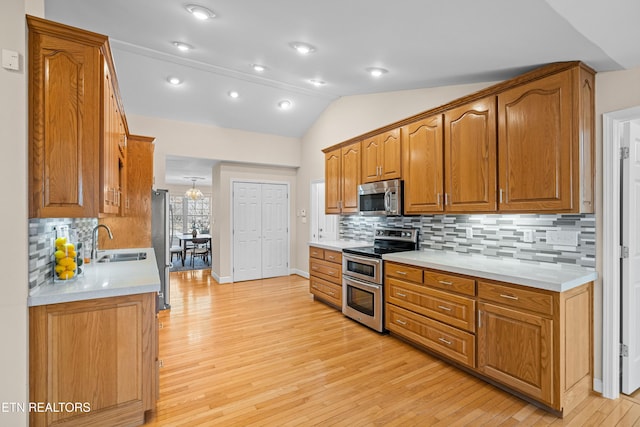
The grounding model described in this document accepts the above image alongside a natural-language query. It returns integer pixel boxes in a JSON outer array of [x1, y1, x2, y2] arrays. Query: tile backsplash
[[339, 214, 595, 269], [28, 218, 98, 289]]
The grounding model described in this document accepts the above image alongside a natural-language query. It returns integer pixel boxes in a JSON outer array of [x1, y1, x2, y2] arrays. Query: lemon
[[54, 250, 66, 259], [67, 250, 77, 258], [59, 270, 74, 280], [66, 261, 77, 271], [55, 237, 67, 247], [58, 257, 74, 267], [64, 243, 75, 252], [54, 265, 66, 274]]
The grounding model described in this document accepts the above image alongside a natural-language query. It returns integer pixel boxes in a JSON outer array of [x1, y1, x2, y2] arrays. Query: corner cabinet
[[498, 65, 594, 213], [324, 141, 361, 214], [29, 292, 158, 427], [28, 16, 135, 218]]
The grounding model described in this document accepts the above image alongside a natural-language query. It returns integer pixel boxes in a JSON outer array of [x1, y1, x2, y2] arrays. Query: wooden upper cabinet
[[444, 97, 497, 212], [325, 147, 342, 214], [361, 129, 401, 183], [498, 67, 594, 212], [402, 116, 444, 214], [341, 141, 361, 213], [28, 16, 102, 218], [324, 141, 361, 214]]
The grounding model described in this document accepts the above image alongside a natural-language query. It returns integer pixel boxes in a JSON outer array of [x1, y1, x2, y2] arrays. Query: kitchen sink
[[97, 252, 148, 263]]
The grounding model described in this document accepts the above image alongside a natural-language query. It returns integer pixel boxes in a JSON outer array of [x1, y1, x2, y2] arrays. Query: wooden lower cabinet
[[309, 246, 343, 309], [385, 261, 592, 416], [30, 292, 158, 427]]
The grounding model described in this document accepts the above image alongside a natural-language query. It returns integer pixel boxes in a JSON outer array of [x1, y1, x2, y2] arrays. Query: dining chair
[[187, 238, 210, 267]]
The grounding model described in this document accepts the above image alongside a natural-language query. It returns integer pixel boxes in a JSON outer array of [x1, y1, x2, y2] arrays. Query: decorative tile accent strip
[[28, 218, 98, 289], [339, 214, 595, 269]]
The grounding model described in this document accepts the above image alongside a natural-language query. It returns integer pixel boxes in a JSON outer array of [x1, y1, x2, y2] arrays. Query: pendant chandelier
[[185, 178, 204, 200]]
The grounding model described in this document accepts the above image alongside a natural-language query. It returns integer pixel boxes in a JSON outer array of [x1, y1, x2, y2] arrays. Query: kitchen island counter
[[28, 247, 160, 306]]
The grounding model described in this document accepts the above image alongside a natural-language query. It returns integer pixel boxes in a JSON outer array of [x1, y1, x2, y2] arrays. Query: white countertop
[[308, 240, 369, 251], [28, 248, 161, 306], [383, 249, 597, 292]]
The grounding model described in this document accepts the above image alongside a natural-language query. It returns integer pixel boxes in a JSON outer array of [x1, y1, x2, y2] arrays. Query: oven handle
[[344, 276, 382, 291], [343, 254, 382, 268]]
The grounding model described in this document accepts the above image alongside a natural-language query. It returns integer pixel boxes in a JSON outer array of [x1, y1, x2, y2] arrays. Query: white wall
[[126, 114, 301, 190], [1, 1, 41, 425]]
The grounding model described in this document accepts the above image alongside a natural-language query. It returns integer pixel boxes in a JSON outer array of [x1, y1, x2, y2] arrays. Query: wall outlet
[[522, 229, 534, 243], [546, 230, 579, 246], [465, 227, 473, 239]]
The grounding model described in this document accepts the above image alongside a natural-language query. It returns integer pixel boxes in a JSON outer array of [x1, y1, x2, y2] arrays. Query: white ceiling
[[44, 0, 640, 184]]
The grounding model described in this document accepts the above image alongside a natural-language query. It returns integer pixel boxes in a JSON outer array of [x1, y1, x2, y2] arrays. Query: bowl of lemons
[[53, 237, 83, 281]]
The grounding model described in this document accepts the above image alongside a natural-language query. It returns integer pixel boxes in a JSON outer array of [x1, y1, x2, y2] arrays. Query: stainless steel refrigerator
[[152, 189, 171, 310]]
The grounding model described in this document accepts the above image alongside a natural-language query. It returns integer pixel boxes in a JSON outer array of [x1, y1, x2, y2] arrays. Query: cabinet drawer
[[310, 258, 342, 284], [424, 270, 476, 296], [478, 280, 554, 316], [386, 304, 475, 368], [309, 246, 324, 259], [385, 262, 423, 283], [310, 276, 342, 308], [324, 249, 342, 264], [386, 278, 475, 332]]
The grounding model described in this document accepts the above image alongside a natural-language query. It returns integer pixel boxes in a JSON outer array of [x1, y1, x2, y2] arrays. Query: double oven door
[[342, 253, 384, 332]]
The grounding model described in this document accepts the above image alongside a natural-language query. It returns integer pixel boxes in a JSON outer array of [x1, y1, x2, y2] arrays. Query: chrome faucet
[[91, 224, 114, 260]]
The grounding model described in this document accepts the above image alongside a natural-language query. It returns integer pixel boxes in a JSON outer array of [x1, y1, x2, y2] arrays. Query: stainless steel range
[[342, 226, 420, 332]]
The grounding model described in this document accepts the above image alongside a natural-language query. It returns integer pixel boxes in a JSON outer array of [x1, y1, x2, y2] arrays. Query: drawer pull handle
[[437, 305, 452, 312], [439, 280, 453, 285], [312, 284, 320, 290], [396, 319, 407, 326], [500, 293, 519, 301], [438, 337, 453, 345], [328, 271, 335, 276], [396, 292, 407, 298], [396, 271, 407, 275], [328, 291, 335, 296], [327, 256, 335, 260], [312, 266, 319, 270]]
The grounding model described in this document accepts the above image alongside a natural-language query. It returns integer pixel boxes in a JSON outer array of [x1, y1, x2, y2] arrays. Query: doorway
[[232, 182, 289, 282], [310, 180, 338, 242], [602, 106, 640, 398]]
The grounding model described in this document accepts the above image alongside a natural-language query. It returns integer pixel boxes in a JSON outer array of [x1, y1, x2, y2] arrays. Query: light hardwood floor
[[144, 270, 640, 426]]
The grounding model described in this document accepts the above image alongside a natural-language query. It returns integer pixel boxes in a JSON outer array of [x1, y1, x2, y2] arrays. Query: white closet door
[[262, 184, 289, 278], [622, 121, 640, 394], [233, 182, 262, 282]]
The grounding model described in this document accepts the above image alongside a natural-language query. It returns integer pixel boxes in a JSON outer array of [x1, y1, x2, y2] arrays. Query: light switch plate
[[523, 229, 534, 243], [465, 227, 473, 238], [2, 49, 20, 71]]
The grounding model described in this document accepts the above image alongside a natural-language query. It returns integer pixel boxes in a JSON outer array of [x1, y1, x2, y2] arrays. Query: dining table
[[176, 233, 212, 266]]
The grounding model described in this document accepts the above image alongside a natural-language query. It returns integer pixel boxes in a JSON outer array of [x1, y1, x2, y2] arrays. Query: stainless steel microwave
[[358, 179, 402, 216]]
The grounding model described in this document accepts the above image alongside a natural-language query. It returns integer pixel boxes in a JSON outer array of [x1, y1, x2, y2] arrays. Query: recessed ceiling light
[[167, 76, 182, 85], [289, 42, 316, 55], [185, 4, 216, 20], [308, 79, 326, 87], [278, 100, 293, 110], [228, 91, 239, 99], [172, 41, 193, 52], [251, 64, 267, 72], [366, 67, 388, 77]]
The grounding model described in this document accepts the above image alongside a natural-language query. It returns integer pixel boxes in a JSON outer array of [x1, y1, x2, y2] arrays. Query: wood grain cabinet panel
[[444, 97, 497, 212], [324, 141, 361, 214], [361, 129, 401, 183], [309, 245, 343, 309], [29, 293, 157, 427], [402, 115, 444, 214]]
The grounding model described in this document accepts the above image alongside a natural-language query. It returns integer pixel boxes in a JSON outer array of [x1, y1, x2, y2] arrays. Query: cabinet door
[[361, 135, 381, 183], [101, 64, 123, 216], [444, 97, 497, 212], [402, 116, 444, 214], [498, 71, 573, 211], [30, 293, 156, 426], [341, 141, 361, 213], [325, 148, 342, 214], [477, 302, 553, 406], [28, 27, 101, 218], [380, 128, 402, 180]]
